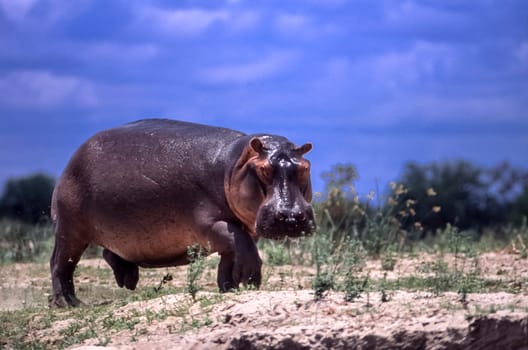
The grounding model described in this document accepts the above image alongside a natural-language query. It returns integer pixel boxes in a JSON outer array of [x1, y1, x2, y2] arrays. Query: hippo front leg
[[209, 222, 262, 292]]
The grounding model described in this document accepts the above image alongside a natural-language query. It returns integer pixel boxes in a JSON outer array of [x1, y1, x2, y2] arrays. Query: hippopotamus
[[49, 119, 315, 307]]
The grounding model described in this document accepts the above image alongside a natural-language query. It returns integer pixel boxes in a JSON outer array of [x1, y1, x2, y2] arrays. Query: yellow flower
[[432, 206, 441, 213], [395, 184, 407, 196], [426, 188, 437, 196]]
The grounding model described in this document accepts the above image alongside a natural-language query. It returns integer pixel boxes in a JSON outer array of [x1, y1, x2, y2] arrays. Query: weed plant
[[507, 217, 528, 258], [186, 244, 207, 302], [262, 238, 291, 266]]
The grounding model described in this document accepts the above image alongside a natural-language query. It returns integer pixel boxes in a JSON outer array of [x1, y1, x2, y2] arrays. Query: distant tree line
[[394, 161, 528, 233], [320, 160, 528, 235], [0, 173, 55, 224]]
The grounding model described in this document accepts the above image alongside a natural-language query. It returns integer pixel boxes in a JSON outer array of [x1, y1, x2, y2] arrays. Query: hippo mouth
[[255, 208, 316, 240]]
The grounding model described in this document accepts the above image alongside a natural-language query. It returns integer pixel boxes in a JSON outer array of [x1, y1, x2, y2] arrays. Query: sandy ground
[[64, 290, 528, 350], [1, 252, 528, 349]]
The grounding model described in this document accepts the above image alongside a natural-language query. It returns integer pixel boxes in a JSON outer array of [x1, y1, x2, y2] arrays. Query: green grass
[[0, 219, 54, 264]]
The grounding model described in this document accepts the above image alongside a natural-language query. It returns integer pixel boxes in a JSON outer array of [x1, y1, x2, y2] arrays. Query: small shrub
[[312, 271, 334, 300], [261, 239, 290, 266], [187, 244, 207, 302], [342, 273, 369, 302], [310, 213, 367, 301], [508, 217, 528, 258], [381, 252, 397, 271], [379, 273, 391, 302], [154, 273, 174, 292]]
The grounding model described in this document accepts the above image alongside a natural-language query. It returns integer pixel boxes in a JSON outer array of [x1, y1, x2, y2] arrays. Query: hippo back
[[52, 119, 246, 263]]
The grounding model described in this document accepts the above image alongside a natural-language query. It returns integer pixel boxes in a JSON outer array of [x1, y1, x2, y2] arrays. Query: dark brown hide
[[49, 119, 314, 307]]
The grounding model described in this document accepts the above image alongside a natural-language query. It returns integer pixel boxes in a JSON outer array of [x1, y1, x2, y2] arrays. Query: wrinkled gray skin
[[50, 119, 315, 307]]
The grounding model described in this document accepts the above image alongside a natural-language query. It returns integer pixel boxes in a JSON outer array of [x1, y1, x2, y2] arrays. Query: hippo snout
[[277, 208, 310, 224], [256, 202, 316, 239]]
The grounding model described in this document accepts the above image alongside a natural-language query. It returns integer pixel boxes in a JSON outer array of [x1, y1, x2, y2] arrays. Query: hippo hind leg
[[103, 249, 139, 290], [49, 224, 87, 307]]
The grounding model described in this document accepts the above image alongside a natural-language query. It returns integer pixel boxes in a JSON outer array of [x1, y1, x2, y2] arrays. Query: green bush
[[0, 173, 55, 224]]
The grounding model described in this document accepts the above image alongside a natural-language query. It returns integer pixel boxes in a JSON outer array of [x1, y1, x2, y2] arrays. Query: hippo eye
[[250, 160, 273, 191], [297, 161, 310, 181], [257, 163, 273, 184]]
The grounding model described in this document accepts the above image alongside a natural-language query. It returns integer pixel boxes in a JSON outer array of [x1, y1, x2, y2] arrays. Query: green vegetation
[[261, 162, 527, 306], [0, 219, 54, 263], [0, 173, 55, 224], [0, 163, 527, 348], [395, 160, 528, 231], [186, 244, 208, 302]]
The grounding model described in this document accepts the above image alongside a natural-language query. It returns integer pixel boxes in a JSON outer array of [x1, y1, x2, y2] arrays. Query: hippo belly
[[92, 221, 202, 267]]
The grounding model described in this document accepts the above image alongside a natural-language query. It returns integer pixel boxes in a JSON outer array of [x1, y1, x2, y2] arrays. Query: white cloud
[[384, 1, 464, 28], [359, 91, 528, 127], [312, 57, 352, 91], [273, 12, 342, 38], [0, 0, 90, 27], [199, 52, 297, 84], [141, 7, 229, 37], [137, 6, 260, 37], [516, 41, 528, 66], [307, 42, 455, 114], [308, 39, 528, 126], [275, 13, 312, 33], [409, 95, 527, 122], [357, 41, 455, 89], [0, 70, 98, 108], [0, 0, 38, 22], [309, 0, 348, 6], [229, 10, 261, 32]]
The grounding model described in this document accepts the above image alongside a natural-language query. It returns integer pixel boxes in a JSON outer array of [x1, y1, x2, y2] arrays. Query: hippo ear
[[297, 143, 312, 156], [249, 137, 265, 155]]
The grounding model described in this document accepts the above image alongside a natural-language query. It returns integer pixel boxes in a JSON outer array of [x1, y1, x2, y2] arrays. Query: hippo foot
[[103, 249, 139, 290], [49, 293, 83, 308], [233, 255, 262, 290], [233, 230, 262, 290], [217, 250, 262, 292]]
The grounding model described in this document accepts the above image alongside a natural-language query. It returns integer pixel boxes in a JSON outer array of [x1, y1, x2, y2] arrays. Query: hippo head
[[226, 135, 316, 239]]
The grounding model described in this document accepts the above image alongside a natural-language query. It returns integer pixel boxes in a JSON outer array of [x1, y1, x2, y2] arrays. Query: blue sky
[[0, 0, 527, 195]]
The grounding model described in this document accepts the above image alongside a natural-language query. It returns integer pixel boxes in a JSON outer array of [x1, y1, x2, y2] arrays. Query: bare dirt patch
[[64, 291, 528, 350]]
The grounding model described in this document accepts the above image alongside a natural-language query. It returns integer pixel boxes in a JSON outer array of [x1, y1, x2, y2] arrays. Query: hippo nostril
[[285, 217, 296, 224], [277, 208, 313, 224], [277, 210, 297, 224]]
